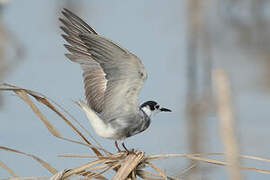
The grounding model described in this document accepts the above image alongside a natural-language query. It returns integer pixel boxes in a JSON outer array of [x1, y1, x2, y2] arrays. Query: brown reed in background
[[0, 2, 24, 108], [214, 70, 243, 180], [185, 0, 214, 178]]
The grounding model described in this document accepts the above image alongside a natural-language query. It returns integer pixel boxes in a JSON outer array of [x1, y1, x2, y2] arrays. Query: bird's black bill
[[160, 107, 172, 112]]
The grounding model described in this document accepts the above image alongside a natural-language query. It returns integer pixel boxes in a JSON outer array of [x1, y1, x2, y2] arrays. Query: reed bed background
[[1, 0, 270, 179]]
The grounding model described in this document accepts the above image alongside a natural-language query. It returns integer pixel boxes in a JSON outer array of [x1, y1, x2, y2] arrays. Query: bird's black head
[[140, 100, 171, 117], [141, 101, 158, 110]]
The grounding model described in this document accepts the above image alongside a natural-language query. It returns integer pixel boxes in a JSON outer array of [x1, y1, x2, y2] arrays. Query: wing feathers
[[62, 8, 97, 35], [83, 68, 106, 112], [60, 9, 147, 119], [62, 34, 88, 49], [60, 9, 107, 113]]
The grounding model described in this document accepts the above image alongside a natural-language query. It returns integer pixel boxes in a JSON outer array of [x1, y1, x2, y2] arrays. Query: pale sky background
[[1, 0, 270, 179]]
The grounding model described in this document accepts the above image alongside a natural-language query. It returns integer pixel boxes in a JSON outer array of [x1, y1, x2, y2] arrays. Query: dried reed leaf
[[146, 153, 270, 175], [58, 154, 99, 158], [240, 155, 270, 163], [49, 169, 69, 180], [136, 169, 162, 178], [176, 163, 197, 177], [80, 171, 108, 180], [146, 152, 270, 163], [146, 162, 181, 180], [183, 155, 270, 175], [137, 171, 164, 180], [0, 83, 103, 156], [37, 97, 102, 156], [92, 162, 120, 178], [14, 90, 99, 151], [112, 151, 145, 180], [62, 159, 107, 179], [145, 153, 222, 162], [58, 152, 126, 160], [88, 164, 108, 171], [90, 174, 108, 180], [147, 162, 167, 179], [0, 160, 18, 177], [137, 176, 163, 180], [137, 170, 180, 180], [15, 90, 62, 138], [53, 99, 106, 154], [0, 146, 57, 174]]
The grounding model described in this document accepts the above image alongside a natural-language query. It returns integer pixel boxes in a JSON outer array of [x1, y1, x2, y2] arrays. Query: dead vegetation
[[0, 79, 270, 180]]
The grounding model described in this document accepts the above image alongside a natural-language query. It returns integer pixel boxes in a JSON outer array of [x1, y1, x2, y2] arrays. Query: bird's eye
[[155, 105, 160, 109]]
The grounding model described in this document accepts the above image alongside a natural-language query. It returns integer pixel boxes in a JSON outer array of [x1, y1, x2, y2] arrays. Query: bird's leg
[[122, 142, 129, 152], [114, 141, 121, 152], [121, 142, 134, 154]]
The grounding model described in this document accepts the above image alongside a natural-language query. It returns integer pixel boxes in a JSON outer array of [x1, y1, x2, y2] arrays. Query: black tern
[[60, 8, 171, 152]]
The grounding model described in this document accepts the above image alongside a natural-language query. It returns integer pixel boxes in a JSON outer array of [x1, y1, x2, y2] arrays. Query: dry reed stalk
[[61, 158, 108, 179], [175, 163, 197, 177], [146, 152, 270, 163], [0, 83, 103, 156], [112, 151, 144, 180], [0, 160, 18, 177], [0, 146, 57, 174], [213, 69, 243, 180], [145, 153, 270, 175]]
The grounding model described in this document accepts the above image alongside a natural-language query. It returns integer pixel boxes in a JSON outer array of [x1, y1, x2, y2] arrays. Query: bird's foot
[[126, 148, 136, 155], [122, 142, 136, 154], [115, 141, 137, 155]]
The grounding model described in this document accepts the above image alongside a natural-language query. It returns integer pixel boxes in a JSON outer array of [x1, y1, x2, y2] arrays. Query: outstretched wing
[[60, 9, 147, 120], [60, 8, 106, 113]]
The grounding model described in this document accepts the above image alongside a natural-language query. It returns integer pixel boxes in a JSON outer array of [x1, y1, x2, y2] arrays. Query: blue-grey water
[[0, 0, 270, 179]]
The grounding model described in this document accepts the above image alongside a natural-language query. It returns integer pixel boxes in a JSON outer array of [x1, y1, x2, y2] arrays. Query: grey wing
[[60, 9, 148, 119], [79, 34, 148, 120], [60, 8, 107, 113]]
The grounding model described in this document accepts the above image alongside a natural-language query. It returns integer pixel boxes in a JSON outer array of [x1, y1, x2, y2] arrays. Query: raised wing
[[60, 9, 147, 119], [60, 8, 106, 113]]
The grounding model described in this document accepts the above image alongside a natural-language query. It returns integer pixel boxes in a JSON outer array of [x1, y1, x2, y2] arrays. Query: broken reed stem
[[62, 159, 107, 179], [213, 69, 243, 180], [112, 151, 145, 180]]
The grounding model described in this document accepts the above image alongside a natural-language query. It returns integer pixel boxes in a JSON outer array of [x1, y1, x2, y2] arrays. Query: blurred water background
[[0, 0, 270, 179]]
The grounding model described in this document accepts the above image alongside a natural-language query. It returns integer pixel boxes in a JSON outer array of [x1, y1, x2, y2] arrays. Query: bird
[[59, 8, 171, 152]]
